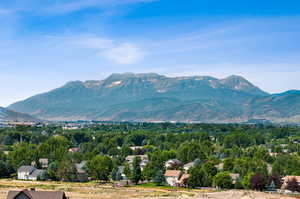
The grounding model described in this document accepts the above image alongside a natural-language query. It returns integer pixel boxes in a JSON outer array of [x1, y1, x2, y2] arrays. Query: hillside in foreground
[[0, 180, 294, 199]]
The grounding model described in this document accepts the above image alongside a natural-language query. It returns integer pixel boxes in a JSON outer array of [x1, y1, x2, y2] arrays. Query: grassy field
[[0, 179, 296, 199], [0, 179, 203, 199]]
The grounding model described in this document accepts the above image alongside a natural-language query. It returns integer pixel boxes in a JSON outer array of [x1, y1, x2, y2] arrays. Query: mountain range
[[7, 73, 300, 123], [0, 107, 38, 122]]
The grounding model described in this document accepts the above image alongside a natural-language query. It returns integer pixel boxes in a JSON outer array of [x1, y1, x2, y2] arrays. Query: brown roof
[[7, 189, 67, 199], [164, 170, 182, 177]]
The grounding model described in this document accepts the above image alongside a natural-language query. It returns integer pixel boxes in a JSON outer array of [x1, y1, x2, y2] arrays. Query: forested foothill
[[1, 123, 300, 192]]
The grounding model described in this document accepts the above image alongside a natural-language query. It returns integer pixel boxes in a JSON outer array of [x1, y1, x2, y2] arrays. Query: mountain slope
[[0, 107, 38, 122], [7, 73, 300, 123]]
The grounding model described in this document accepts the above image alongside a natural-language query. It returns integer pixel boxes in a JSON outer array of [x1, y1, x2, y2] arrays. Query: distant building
[[129, 146, 144, 151], [267, 164, 273, 174], [269, 152, 278, 157], [165, 159, 182, 169], [229, 173, 240, 184], [75, 161, 88, 182], [164, 170, 182, 186], [117, 166, 127, 180], [125, 155, 149, 171], [282, 176, 300, 189], [41, 130, 48, 136], [125, 155, 148, 163], [68, 147, 80, 153], [17, 166, 46, 181], [7, 189, 68, 199], [183, 162, 195, 171], [215, 162, 224, 171], [179, 174, 190, 187], [39, 158, 49, 169]]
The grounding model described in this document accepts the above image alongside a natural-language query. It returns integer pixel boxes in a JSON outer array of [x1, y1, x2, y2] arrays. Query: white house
[[18, 166, 45, 181], [125, 155, 148, 163], [164, 170, 182, 186]]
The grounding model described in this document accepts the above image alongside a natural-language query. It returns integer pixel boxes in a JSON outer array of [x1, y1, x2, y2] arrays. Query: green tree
[[223, 158, 234, 171], [130, 156, 142, 184], [153, 170, 165, 186], [87, 155, 113, 182], [39, 136, 70, 161], [177, 141, 206, 163], [57, 157, 77, 182], [242, 172, 254, 189], [188, 166, 205, 188], [47, 161, 59, 180], [10, 143, 38, 169], [213, 172, 232, 189], [122, 163, 131, 181]]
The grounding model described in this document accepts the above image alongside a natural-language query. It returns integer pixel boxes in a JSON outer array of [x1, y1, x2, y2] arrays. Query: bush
[[250, 173, 267, 191]]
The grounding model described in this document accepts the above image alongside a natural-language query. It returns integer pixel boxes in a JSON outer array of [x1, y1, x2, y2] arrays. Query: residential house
[[179, 174, 190, 187], [165, 159, 182, 169], [17, 166, 46, 181], [7, 189, 68, 199], [129, 146, 144, 151], [183, 162, 195, 171], [68, 147, 80, 153], [41, 130, 48, 136], [164, 170, 182, 186], [267, 164, 273, 174], [125, 155, 149, 171], [282, 176, 300, 189], [62, 125, 80, 130], [39, 158, 49, 169], [125, 155, 148, 163], [229, 173, 240, 184], [117, 166, 127, 180], [215, 162, 224, 171], [269, 152, 278, 157], [75, 161, 88, 182]]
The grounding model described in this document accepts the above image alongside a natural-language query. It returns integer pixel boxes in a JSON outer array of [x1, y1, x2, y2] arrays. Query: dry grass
[[0, 179, 200, 199], [0, 180, 296, 199]]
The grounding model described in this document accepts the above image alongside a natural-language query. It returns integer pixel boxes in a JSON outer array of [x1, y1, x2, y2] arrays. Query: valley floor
[[0, 179, 296, 199]]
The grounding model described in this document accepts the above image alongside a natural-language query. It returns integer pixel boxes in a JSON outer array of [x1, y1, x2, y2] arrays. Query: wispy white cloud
[[75, 36, 144, 64], [42, 34, 145, 65], [101, 43, 144, 64]]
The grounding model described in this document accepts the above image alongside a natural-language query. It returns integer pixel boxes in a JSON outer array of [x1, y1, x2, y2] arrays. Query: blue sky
[[0, 0, 300, 106]]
